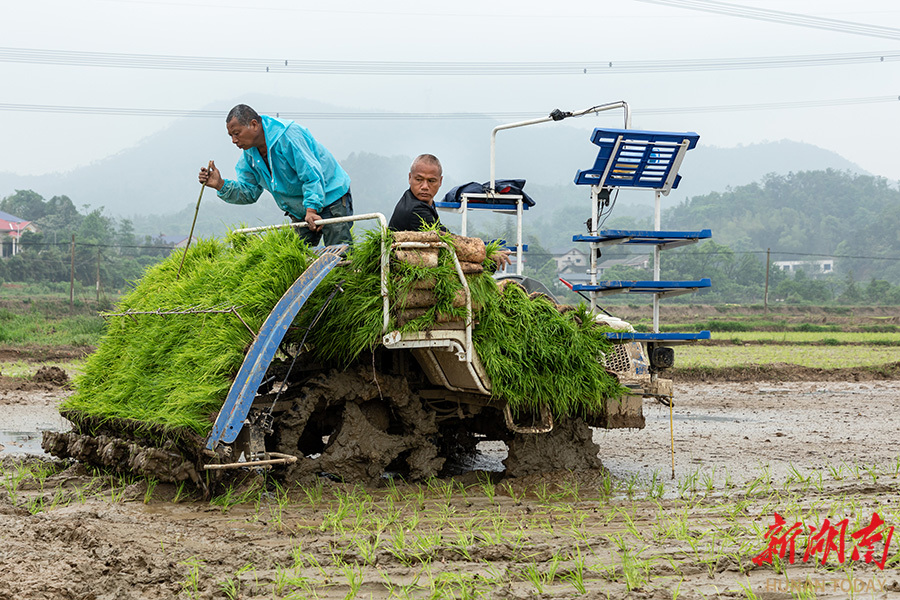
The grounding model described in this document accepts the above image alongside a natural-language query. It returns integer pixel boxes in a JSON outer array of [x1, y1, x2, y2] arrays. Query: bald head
[[409, 154, 443, 204], [410, 154, 442, 176]]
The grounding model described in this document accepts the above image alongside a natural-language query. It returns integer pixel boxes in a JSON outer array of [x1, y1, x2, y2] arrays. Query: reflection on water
[[0, 430, 46, 455]]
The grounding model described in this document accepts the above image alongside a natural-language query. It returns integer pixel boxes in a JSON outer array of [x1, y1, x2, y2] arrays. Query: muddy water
[[6, 379, 899, 494], [0, 386, 71, 456], [0, 405, 70, 454], [598, 380, 900, 491]]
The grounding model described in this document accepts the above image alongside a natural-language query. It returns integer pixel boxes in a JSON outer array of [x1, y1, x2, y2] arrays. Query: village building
[[0, 210, 38, 258]]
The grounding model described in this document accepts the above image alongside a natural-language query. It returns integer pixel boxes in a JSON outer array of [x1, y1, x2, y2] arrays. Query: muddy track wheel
[[504, 416, 602, 478], [272, 367, 445, 485]]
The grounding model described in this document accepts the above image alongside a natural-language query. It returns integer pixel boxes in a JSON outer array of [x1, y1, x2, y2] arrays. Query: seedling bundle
[[63, 227, 625, 436]]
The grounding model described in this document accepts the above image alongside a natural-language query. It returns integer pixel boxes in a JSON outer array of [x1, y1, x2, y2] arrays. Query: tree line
[[0, 190, 174, 292], [4, 168, 900, 306]]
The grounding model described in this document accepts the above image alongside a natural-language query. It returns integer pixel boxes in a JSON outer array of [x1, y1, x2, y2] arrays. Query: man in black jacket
[[389, 154, 511, 269], [388, 154, 448, 232]]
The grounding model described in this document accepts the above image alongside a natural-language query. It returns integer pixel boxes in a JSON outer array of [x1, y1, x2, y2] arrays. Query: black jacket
[[388, 189, 449, 232]]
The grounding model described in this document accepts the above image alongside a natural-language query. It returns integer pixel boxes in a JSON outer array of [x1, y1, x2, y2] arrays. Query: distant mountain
[[0, 94, 869, 239], [679, 140, 865, 197]]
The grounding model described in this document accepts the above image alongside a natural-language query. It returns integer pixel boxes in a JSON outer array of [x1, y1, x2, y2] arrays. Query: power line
[[0, 46, 898, 75], [635, 0, 900, 41], [0, 96, 896, 121]]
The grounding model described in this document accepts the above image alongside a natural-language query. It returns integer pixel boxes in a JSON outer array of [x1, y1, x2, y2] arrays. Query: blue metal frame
[[205, 246, 346, 451]]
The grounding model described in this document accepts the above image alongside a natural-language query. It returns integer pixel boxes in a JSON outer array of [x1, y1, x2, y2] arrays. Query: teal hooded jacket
[[217, 115, 351, 217]]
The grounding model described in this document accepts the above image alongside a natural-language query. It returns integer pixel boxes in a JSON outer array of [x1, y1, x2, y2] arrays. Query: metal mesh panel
[[602, 343, 632, 374]]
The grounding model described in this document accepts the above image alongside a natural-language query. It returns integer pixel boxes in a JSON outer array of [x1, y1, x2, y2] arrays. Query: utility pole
[[764, 247, 770, 313], [96, 247, 101, 303], [70, 235, 75, 310]]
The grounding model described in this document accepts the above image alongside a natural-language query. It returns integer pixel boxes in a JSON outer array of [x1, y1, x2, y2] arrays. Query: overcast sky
[[2, 0, 898, 181]]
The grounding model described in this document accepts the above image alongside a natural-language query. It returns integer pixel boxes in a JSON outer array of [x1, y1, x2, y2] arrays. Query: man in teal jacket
[[199, 104, 352, 246]]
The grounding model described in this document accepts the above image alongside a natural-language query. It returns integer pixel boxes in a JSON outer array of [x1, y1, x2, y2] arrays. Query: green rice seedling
[[426, 476, 453, 502], [142, 479, 158, 504], [0, 462, 29, 504], [108, 480, 131, 503], [384, 475, 404, 503], [173, 481, 188, 503], [826, 463, 845, 480], [406, 483, 427, 511], [210, 483, 256, 512], [562, 547, 588, 594], [179, 557, 203, 599], [351, 532, 381, 565], [559, 478, 582, 501], [413, 531, 442, 556], [272, 566, 290, 596], [21, 461, 58, 486], [647, 471, 665, 500], [701, 468, 717, 495], [866, 464, 879, 484], [678, 469, 700, 499], [341, 562, 363, 597], [26, 487, 70, 515], [737, 578, 760, 599], [723, 468, 734, 490], [434, 500, 457, 527], [811, 469, 825, 492], [387, 527, 413, 566], [301, 479, 325, 507], [618, 544, 652, 591], [477, 473, 496, 504], [219, 574, 240, 600], [532, 480, 551, 504], [624, 473, 641, 499], [501, 481, 524, 505], [65, 230, 319, 437], [597, 470, 615, 500], [220, 565, 258, 600], [449, 529, 475, 561], [617, 507, 643, 541], [745, 473, 768, 497], [473, 283, 627, 417], [328, 544, 349, 569], [403, 509, 421, 532], [521, 563, 548, 594]]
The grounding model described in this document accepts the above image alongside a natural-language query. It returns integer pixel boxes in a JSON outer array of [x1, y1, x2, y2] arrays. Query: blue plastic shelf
[[574, 229, 711, 249], [574, 128, 699, 192], [573, 278, 711, 297], [435, 201, 530, 212], [604, 331, 711, 343]]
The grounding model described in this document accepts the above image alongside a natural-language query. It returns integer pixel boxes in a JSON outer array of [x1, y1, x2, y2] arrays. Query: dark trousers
[[291, 190, 353, 247]]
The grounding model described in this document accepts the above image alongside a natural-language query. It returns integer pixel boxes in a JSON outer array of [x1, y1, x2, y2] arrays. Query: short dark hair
[[411, 154, 442, 176], [226, 104, 261, 126]]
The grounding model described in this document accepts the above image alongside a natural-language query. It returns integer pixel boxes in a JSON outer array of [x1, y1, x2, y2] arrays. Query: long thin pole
[[177, 161, 213, 280], [669, 397, 676, 479], [764, 247, 771, 313], [69, 235, 75, 310]]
